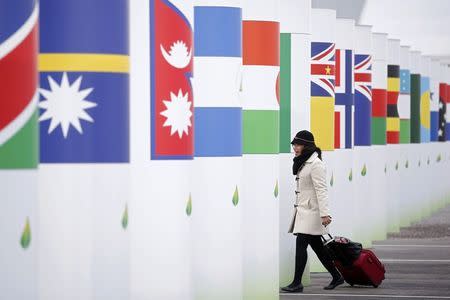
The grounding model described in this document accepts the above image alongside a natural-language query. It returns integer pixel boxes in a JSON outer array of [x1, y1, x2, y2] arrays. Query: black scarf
[[292, 147, 320, 175]]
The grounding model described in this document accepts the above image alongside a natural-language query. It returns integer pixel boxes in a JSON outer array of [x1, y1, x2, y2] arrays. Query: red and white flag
[[151, 0, 193, 159]]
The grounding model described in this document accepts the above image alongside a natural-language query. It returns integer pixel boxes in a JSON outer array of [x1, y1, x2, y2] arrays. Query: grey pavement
[[281, 205, 450, 300]]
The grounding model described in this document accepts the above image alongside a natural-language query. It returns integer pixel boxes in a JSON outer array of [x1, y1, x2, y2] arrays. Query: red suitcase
[[334, 249, 386, 288]]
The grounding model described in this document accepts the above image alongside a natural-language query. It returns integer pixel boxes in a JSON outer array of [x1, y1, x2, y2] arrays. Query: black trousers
[[291, 233, 341, 285]]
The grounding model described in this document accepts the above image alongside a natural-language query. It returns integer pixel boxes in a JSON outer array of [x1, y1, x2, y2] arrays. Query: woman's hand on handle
[[321, 216, 332, 227]]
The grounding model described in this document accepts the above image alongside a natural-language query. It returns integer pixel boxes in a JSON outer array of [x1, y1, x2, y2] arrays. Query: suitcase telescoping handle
[[321, 223, 333, 244], [320, 234, 333, 244]]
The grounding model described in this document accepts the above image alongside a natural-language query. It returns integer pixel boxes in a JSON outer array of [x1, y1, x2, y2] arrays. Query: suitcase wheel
[[373, 285, 378, 288]]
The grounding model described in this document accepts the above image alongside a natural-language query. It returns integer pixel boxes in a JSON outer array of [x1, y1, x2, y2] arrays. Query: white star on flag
[[39, 72, 97, 138], [160, 89, 192, 138]]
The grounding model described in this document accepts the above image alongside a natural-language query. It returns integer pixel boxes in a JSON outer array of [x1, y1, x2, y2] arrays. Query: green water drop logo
[[274, 180, 279, 198], [395, 161, 399, 171], [361, 164, 367, 176], [186, 194, 192, 216], [330, 173, 334, 187], [232, 186, 239, 206], [121, 204, 128, 230], [20, 217, 31, 249], [427, 157, 430, 165], [384, 164, 387, 174], [405, 160, 409, 168], [437, 154, 441, 162], [348, 169, 353, 182], [418, 160, 421, 167]]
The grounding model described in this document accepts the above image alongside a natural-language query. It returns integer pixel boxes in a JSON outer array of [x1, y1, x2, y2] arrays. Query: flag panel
[[39, 72, 129, 162], [243, 110, 279, 154], [0, 2, 38, 168], [446, 84, 450, 141], [195, 107, 242, 157], [40, 0, 128, 54], [311, 41, 335, 150], [194, 6, 241, 57], [242, 15, 279, 154], [311, 97, 334, 150], [410, 74, 421, 143], [335, 48, 354, 148], [279, 33, 291, 153], [0, 0, 35, 44], [243, 21, 279, 66], [399, 68, 411, 143], [354, 54, 372, 146], [152, 0, 193, 159], [387, 65, 400, 144], [420, 76, 431, 142], [438, 83, 447, 141]]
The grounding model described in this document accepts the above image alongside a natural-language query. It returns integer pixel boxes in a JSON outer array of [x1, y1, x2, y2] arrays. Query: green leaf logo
[[348, 169, 353, 182], [330, 173, 334, 187], [405, 160, 409, 168], [384, 164, 387, 174], [418, 160, 421, 167], [361, 164, 367, 176], [232, 186, 239, 206], [427, 157, 430, 165], [437, 154, 441, 162], [395, 161, 399, 171], [274, 180, 279, 198], [121, 204, 128, 230], [186, 194, 192, 216], [20, 217, 31, 249]]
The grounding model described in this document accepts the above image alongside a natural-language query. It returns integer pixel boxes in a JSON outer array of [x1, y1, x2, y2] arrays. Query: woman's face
[[292, 144, 304, 157]]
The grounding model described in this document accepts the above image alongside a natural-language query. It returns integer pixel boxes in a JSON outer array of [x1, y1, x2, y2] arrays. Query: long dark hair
[[302, 143, 322, 160]]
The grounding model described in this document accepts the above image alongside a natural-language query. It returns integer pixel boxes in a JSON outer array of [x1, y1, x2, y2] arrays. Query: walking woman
[[281, 130, 344, 293]]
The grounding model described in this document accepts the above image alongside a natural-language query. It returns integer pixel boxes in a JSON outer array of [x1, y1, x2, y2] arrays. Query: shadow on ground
[[281, 205, 450, 300]]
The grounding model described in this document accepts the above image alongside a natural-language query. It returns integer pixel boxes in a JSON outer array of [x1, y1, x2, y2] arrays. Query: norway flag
[[151, 0, 193, 160]]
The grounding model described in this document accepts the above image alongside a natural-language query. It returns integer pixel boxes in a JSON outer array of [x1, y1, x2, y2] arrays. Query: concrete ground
[[281, 205, 450, 300]]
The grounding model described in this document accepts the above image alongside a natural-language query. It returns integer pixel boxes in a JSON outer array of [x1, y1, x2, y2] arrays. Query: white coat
[[288, 152, 330, 235]]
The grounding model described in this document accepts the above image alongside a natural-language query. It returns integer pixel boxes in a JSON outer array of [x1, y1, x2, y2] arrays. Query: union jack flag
[[354, 54, 372, 146], [354, 54, 372, 101], [311, 42, 335, 97]]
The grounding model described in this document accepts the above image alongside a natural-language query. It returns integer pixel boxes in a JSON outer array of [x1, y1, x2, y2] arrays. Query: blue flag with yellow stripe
[[39, 0, 129, 163]]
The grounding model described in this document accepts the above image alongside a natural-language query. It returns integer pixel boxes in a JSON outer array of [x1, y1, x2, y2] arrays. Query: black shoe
[[323, 276, 344, 290], [281, 283, 304, 293]]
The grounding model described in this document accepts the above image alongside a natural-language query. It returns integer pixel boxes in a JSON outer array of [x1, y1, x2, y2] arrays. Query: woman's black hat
[[291, 130, 315, 146]]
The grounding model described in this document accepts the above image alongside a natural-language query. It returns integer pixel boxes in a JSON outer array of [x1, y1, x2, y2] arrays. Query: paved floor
[[281, 205, 450, 300]]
